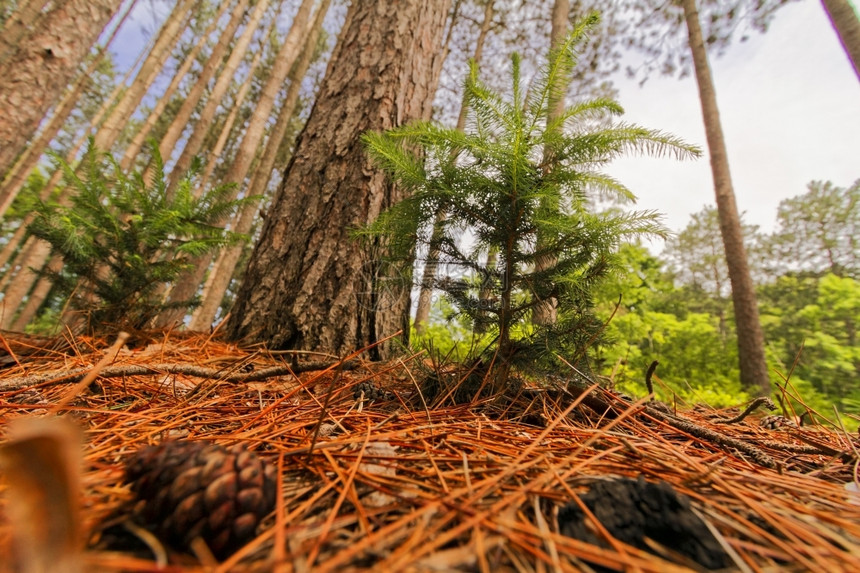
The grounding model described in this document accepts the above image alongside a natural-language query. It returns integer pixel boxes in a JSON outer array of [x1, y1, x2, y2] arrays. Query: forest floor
[[1, 330, 859, 572]]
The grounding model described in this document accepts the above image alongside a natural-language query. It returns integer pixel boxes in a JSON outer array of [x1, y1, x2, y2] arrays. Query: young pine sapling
[[362, 13, 701, 390]]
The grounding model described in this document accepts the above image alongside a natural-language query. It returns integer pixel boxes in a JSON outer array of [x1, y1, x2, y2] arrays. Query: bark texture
[[821, 0, 860, 82], [226, 0, 451, 358], [0, 0, 122, 178], [681, 0, 771, 396]]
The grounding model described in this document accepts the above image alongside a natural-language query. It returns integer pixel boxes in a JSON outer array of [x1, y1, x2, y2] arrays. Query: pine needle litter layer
[[1, 331, 859, 572]]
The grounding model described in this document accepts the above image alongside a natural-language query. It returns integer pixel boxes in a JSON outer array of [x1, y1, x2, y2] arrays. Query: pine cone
[[124, 440, 276, 558], [760, 414, 797, 430]]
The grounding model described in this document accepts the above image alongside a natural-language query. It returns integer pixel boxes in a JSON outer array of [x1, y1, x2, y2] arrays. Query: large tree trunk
[[189, 0, 332, 331], [0, 0, 122, 180], [225, 0, 451, 358], [0, 0, 51, 65], [681, 0, 771, 397], [821, 0, 860, 81], [0, 0, 137, 219]]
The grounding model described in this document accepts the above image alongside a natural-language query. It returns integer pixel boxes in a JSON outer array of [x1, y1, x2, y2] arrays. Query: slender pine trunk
[[681, 0, 771, 396], [415, 0, 494, 333]]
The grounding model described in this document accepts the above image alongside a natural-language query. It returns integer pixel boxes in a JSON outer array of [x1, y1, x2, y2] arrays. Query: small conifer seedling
[[27, 140, 251, 333], [361, 13, 701, 390]]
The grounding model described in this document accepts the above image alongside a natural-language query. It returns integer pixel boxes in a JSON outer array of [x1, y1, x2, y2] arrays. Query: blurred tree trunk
[[532, 0, 569, 326], [681, 0, 771, 397], [0, 0, 51, 65], [92, 0, 196, 152], [120, 0, 230, 170], [821, 0, 860, 81], [155, 0, 250, 166], [189, 0, 332, 331], [225, 0, 451, 358], [166, 0, 271, 195], [154, 0, 316, 328], [0, 0, 137, 219], [414, 0, 493, 334], [0, 0, 122, 183], [0, 242, 52, 329]]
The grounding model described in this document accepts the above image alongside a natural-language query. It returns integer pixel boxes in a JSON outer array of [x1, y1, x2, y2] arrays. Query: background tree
[[821, 0, 860, 81], [0, 0, 123, 180], [766, 179, 860, 278], [225, 0, 452, 358], [624, 0, 795, 396]]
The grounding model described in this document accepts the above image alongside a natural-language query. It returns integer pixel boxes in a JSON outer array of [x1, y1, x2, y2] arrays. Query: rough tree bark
[[225, 0, 451, 358], [0, 0, 137, 219], [681, 0, 771, 396], [821, 0, 860, 81], [0, 0, 122, 180], [0, 0, 51, 65]]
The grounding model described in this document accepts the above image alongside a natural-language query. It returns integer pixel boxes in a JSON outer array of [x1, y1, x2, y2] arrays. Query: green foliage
[[27, 140, 250, 332], [766, 179, 860, 278], [362, 13, 699, 383]]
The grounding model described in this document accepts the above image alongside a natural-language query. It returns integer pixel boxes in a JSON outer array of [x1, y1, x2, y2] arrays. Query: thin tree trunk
[[10, 257, 61, 331], [0, 241, 52, 329], [154, 0, 315, 328], [0, 0, 123, 179], [681, 0, 771, 397], [415, 0, 494, 334], [120, 0, 230, 170], [196, 42, 269, 191], [532, 0, 569, 326], [821, 0, 860, 81], [0, 21, 149, 319], [92, 0, 197, 152], [225, 0, 451, 358], [154, 0, 250, 167], [166, 0, 271, 195], [189, 0, 332, 332], [0, 0, 137, 219]]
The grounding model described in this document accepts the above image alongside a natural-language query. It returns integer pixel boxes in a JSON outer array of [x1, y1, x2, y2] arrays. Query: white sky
[[607, 0, 859, 240]]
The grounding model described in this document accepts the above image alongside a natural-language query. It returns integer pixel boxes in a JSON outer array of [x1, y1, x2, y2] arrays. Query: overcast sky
[[607, 0, 860, 240]]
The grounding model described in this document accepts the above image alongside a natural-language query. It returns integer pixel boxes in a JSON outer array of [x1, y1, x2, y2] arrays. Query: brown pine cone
[[124, 440, 276, 558]]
